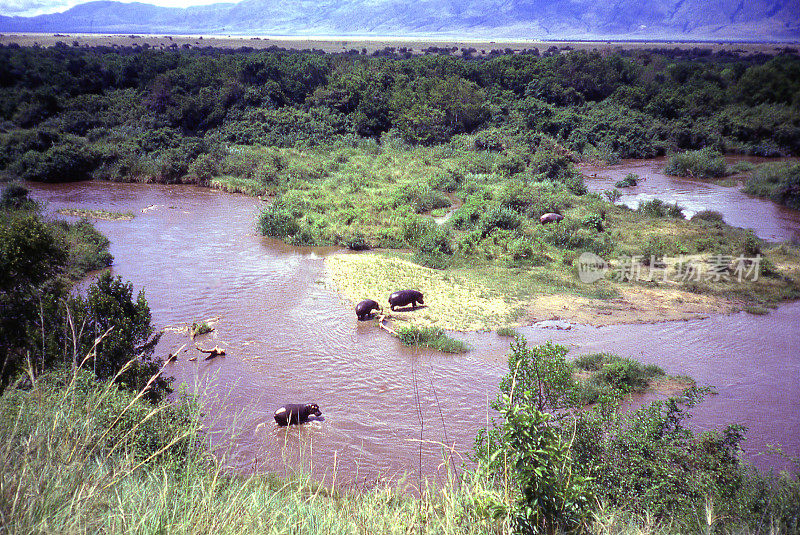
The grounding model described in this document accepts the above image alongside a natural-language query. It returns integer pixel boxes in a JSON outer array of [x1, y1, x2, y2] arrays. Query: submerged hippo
[[539, 212, 564, 225], [388, 289, 424, 311], [273, 403, 322, 426], [355, 299, 382, 320]]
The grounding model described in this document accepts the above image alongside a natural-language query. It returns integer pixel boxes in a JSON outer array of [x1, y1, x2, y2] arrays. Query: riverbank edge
[[323, 251, 781, 331]]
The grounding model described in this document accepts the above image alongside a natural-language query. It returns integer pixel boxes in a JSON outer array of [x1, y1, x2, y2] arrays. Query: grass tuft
[[396, 325, 469, 353]]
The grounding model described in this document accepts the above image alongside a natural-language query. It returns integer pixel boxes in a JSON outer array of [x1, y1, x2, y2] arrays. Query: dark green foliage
[[0, 191, 162, 401], [0, 183, 37, 210], [343, 230, 370, 251], [476, 337, 800, 532], [0, 213, 67, 293], [63, 219, 113, 277], [70, 273, 167, 402], [12, 137, 98, 182], [477, 206, 522, 239], [257, 204, 300, 238], [0, 45, 797, 190], [588, 357, 664, 394], [664, 148, 728, 179], [414, 227, 453, 269]]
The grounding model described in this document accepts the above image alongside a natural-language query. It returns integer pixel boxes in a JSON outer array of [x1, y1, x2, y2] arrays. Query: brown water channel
[[27, 175, 800, 479], [582, 157, 800, 243]]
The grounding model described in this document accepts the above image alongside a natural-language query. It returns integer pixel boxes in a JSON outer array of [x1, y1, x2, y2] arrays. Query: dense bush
[[0, 46, 797, 192], [664, 148, 728, 179], [743, 162, 800, 210], [475, 338, 800, 533], [257, 204, 300, 238], [637, 198, 685, 218]]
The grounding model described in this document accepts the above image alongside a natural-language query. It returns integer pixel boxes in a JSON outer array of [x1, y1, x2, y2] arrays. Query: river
[[27, 164, 800, 481]]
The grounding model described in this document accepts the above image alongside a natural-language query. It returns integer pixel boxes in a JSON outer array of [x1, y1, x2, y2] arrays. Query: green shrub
[[257, 205, 300, 238], [64, 218, 113, 276], [396, 326, 468, 353], [191, 321, 213, 337], [589, 357, 664, 394], [391, 181, 451, 213], [344, 230, 370, 250], [743, 162, 800, 210], [692, 209, 724, 222], [0, 183, 37, 210], [637, 198, 684, 218], [13, 138, 98, 182], [614, 173, 639, 188], [414, 227, 453, 269], [573, 353, 607, 371], [580, 213, 604, 232], [664, 148, 728, 179], [477, 206, 522, 239], [543, 219, 610, 254], [496, 326, 519, 337], [641, 235, 671, 266]]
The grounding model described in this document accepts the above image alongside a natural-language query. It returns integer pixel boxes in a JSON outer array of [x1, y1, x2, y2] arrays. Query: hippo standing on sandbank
[[388, 290, 424, 311], [539, 212, 564, 224], [355, 299, 382, 320]]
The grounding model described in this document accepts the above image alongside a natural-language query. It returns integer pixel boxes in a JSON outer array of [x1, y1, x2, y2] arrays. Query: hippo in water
[[539, 212, 564, 225], [274, 403, 322, 426], [355, 299, 382, 320], [388, 289, 424, 311]]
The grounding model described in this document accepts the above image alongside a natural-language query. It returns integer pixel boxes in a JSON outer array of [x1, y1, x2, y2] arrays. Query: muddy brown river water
[[26, 166, 800, 480]]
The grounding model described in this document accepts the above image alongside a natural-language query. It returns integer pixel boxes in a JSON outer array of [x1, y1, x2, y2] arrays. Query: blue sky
[[1, 0, 231, 17]]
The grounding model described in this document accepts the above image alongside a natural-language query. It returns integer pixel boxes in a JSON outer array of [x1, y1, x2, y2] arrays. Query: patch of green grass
[[744, 305, 770, 315], [396, 325, 469, 353], [496, 326, 519, 337]]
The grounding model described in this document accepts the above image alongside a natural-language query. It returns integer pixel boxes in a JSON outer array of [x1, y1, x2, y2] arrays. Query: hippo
[[539, 212, 564, 225], [388, 289, 424, 311], [273, 403, 322, 426], [355, 299, 382, 320]]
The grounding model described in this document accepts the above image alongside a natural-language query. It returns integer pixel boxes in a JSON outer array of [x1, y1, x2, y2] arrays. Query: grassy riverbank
[[3, 347, 797, 535]]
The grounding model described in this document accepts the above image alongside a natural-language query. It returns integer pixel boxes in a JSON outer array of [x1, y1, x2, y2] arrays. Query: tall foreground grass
[[2, 364, 794, 534], [0, 365, 505, 534]]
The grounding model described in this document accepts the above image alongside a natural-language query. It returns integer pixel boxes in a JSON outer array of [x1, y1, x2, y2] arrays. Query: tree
[[0, 212, 67, 388], [499, 338, 578, 416], [71, 273, 168, 402]]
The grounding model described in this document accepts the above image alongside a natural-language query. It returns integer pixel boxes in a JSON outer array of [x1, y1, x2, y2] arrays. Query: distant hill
[[2, 0, 799, 41]]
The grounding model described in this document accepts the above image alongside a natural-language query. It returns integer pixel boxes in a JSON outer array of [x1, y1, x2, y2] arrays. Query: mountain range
[[1, 0, 799, 41]]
